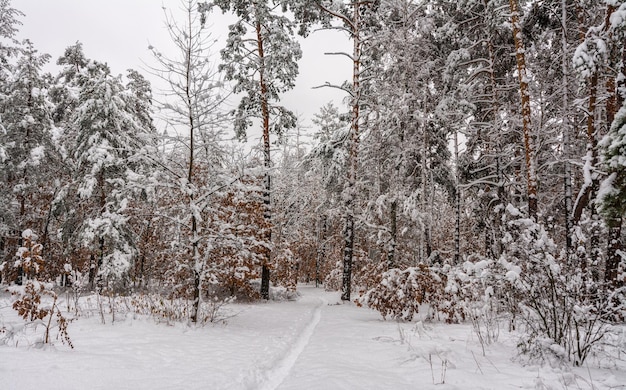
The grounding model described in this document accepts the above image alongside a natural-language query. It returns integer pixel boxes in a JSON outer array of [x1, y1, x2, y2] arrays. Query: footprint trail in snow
[[256, 296, 325, 390]]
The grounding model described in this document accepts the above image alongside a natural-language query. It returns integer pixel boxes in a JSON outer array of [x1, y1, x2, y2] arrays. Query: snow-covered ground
[[1, 285, 625, 390]]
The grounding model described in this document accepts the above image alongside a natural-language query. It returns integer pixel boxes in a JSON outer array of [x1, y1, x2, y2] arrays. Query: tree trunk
[[420, 121, 431, 262], [485, 19, 505, 259], [191, 270, 200, 323], [388, 200, 397, 269], [185, 19, 201, 322], [454, 130, 461, 265], [316, 215, 326, 288], [95, 172, 106, 292], [256, 18, 272, 300], [509, 0, 538, 219], [571, 5, 615, 225], [605, 221, 623, 287], [189, 198, 201, 320], [562, 0, 574, 264], [605, 36, 626, 287], [572, 5, 615, 273], [341, 3, 362, 302]]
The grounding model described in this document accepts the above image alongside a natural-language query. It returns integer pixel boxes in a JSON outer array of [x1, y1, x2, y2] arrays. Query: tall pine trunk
[[341, 3, 361, 302], [509, 0, 538, 220], [572, 5, 616, 273], [605, 42, 626, 287], [454, 129, 461, 265], [316, 215, 327, 288], [485, 23, 505, 259], [387, 200, 397, 269], [562, 0, 574, 263], [256, 18, 272, 300]]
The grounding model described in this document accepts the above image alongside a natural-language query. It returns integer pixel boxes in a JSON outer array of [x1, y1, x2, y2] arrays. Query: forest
[[1, 0, 626, 370]]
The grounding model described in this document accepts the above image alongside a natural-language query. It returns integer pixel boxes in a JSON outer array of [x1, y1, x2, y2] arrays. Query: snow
[[505, 203, 522, 218], [582, 149, 594, 185], [2, 286, 626, 390], [598, 172, 618, 206], [610, 4, 626, 30], [29, 145, 45, 166], [505, 270, 520, 282], [21, 229, 35, 240]]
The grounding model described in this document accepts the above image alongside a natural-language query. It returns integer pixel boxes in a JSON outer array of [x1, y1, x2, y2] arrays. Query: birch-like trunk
[[184, 9, 201, 322]]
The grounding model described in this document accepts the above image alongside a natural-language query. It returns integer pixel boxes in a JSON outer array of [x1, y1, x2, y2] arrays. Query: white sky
[[12, 0, 351, 141]]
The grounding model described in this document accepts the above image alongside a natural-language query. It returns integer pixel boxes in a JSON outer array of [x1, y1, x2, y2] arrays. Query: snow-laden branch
[[312, 82, 354, 97]]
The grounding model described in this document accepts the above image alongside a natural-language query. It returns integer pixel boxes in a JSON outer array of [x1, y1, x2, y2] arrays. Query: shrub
[[3, 230, 74, 348], [502, 205, 625, 366], [359, 263, 445, 321], [7, 281, 73, 348]]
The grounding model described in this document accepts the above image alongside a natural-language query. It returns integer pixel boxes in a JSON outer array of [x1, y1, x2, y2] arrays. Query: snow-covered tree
[[300, 102, 350, 287], [67, 62, 152, 290], [0, 0, 23, 281], [599, 101, 626, 286], [574, 1, 626, 281], [201, 0, 302, 299], [147, 0, 232, 322], [0, 39, 60, 283], [307, 0, 379, 301]]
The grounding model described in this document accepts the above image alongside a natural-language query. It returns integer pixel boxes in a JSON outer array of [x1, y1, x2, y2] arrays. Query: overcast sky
[[12, 0, 351, 141]]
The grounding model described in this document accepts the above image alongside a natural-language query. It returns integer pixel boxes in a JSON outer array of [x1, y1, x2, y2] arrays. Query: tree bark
[[256, 17, 272, 300], [454, 130, 461, 265], [571, 5, 615, 226], [562, 0, 574, 264], [484, 16, 505, 258], [509, 0, 538, 219], [572, 5, 615, 273], [605, 35, 626, 287], [341, 2, 362, 302], [605, 223, 623, 287], [388, 200, 397, 269], [316, 215, 326, 288], [185, 15, 202, 322]]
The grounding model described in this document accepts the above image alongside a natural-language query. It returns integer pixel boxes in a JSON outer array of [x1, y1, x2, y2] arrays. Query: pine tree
[[303, 102, 350, 287], [0, 0, 24, 282], [0, 39, 59, 284], [308, 0, 380, 301], [44, 42, 93, 284], [201, 0, 302, 299], [69, 62, 151, 290], [598, 0, 626, 286], [509, 0, 538, 219], [599, 100, 626, 286]]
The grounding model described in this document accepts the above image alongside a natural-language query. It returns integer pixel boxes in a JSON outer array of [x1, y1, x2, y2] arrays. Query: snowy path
[[2, 286, 626, 390], [256, 293, 325, 390], [275, 288, 419, 390]]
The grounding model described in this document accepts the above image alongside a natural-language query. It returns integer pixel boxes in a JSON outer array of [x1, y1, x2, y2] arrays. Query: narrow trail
[[257, 293, 326, 390]]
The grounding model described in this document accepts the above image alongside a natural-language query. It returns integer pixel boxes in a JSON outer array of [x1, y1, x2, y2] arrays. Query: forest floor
[[1, 285, 626, 389]]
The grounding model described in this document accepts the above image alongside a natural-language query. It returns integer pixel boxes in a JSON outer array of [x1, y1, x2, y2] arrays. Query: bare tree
[[147, 0, 229, 322]]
